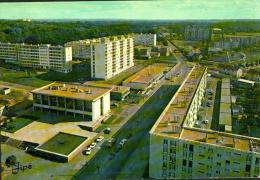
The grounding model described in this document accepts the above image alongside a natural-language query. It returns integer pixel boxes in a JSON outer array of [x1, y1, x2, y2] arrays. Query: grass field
[[1, 117, 34, 133], [37, 132, 87, 155], [0, 67, 50, 87]]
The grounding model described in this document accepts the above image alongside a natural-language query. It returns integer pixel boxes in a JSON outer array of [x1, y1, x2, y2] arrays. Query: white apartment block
[[65, 38, 100, 59], [90, 35, 134, 80], [149, 66, 260, 179], [134, 33, 157, 46], [0, 42, 72, 73]]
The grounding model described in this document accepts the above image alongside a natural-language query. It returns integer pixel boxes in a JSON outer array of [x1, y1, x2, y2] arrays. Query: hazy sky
[[0, 0, 260, 20]]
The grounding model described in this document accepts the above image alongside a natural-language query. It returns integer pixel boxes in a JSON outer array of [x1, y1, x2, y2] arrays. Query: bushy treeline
[[0, 20, 136, 45], [0, 20, 260, 45]]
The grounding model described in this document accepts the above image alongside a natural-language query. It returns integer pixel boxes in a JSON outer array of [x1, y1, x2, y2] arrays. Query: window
[[183, 159, 187, 166], [189, 144, 194, 152], [188, 161, 193, 168]]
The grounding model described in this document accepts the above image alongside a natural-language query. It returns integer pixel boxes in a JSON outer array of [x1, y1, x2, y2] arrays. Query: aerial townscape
[[0, 1, 260, 180]]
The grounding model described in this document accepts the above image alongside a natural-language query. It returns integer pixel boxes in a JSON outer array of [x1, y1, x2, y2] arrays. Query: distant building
[[0, 87, 11, 95], [134, 33, 157, 46], [65, 38, 100, 59], [223, 34, 260, 49], [184, 25, 211, 41], [123, 64, 167, 91], [0, 42, 72, 73], [220, 67, 243, 78], [32, 82, 111, 122], [90, 35, 134, 80], [237, 78, 255, 88], [135, 47, 152, 59], [152, 46, 171, 56]]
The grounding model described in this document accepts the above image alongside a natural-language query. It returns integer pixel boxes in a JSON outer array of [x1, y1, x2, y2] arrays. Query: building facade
[[184, 25, 211, 41], [149, 66, 260, 179], [0, 42, 72, 73], [90, 35, 134, 80], [134, 33, 157, 46], [65, 39, 100, 59], [32, 82, 111, 121]]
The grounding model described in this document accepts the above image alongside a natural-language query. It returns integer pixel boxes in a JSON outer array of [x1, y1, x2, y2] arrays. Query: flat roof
[[123, 64, 168, 84], [83, 82, 130, 94], [32, 82, 110, 101], [238, 78, 255, 84], [37, 132, 87, 156], [153, 66, 206, 135], [181, 128, 250, 152]]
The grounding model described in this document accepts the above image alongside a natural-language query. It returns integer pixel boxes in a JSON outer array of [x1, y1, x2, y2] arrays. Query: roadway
[[74, 63, 191, 180]]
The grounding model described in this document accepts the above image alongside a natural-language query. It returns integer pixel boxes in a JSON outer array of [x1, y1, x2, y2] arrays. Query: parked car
[[84, 150, 91, 155], [106, 138, 117, 148], [86, 147, 92, 151], [96, 136, 104, 142], [203, 119, 209, 124], [90, 142, 97, 148], [104, 128, 111, 134]]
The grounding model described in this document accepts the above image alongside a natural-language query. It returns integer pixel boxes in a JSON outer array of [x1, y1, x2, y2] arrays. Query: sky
[[0, 0, 260, 20]]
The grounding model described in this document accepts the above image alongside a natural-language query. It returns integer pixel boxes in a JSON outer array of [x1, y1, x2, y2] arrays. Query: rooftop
[[181, 128, 251, 152], [83, 82, 130, 94], [123, 64, 168, 84], [31, 82, 110, 101], [152, 66, 206, 136]]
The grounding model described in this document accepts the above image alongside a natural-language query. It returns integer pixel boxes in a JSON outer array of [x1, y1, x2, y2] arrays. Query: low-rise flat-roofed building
[[31, 82, 111, 121], [134, 33, 157, 46], [123, 64, 168, 91], [149, 66, 260, 179], [90, 35, 134, 80], [0, 42, 72, 73], [237, 78, 255, 88]]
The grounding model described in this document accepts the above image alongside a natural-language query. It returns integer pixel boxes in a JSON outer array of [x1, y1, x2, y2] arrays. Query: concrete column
[[73, 99, 76, 117], [64, 98, 67, 115]]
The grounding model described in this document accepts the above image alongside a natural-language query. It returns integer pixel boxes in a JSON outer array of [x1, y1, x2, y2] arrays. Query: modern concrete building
[[134, 33, 157, 46], [31, 82, 111, 121], [184, 25, 211, 41], [65, 38, 100, 59], [123, 64, 168, 91], [0, 42, 72, 73], [149, 66, 260, 179], [90, 35, 134, 80]]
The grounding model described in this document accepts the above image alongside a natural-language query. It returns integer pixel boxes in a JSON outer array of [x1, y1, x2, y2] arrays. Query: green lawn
[[0, 67, 50, 87], [37, 132, 87, 156], [1, 117, 34, 133]]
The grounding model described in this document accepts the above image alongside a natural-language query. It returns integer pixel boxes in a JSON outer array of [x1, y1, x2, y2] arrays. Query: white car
[[90, 142, 97, 148], [86, 147, 92, 151], [85, 150, 91, 155], [96, 136, 104, 142], [203, 119, 209, 124]]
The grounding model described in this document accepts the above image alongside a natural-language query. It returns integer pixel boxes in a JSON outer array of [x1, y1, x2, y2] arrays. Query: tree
[[5, 155, 17, 167]]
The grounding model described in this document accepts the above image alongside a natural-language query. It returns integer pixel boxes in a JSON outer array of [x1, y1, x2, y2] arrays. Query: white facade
[[0, 42, 72, 73], [134, 33, 157, 46], [91, 36, 134, 80]]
